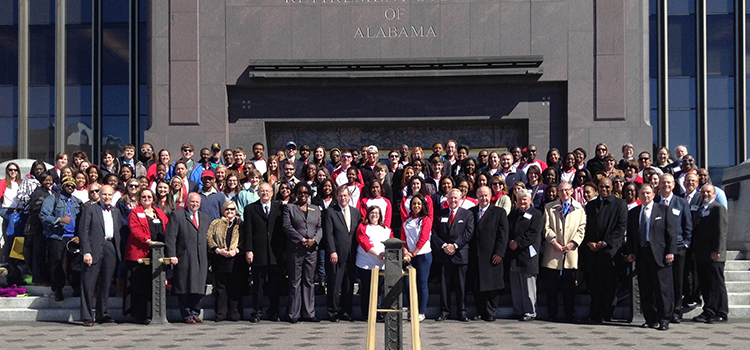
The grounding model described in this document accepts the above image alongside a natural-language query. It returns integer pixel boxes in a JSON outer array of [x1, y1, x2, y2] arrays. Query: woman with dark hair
[[355, 205, 393, 321], [612, 175, 625, 198], [572, 169, 593, 205], [275, 181, 292, 205], [344, 167, 365, 208], [623, 160, 644, 187], [542, 167, 559, 186], [546, 148, 562, 172], [146, 149, 175, 182], [1, 162, 22, 217], [474, 172, 491, 191], [358, 179, 393, 227], [655, 147, 673, 175], [124, 189, 169, 324], [301, 163, 319, 198], [311, 146, 333, 175], [399, 166, 417, 198], [27, 171, 54, 285], [459, 157, 478, 192], [525, 166, 547, 209], [622, 182, 641, 210], [78, 161, 91, 174], [86, 165, 102, 188], [119, 164, 134, 186], [71, 150, 89, 169], [573, 148, 587, 170], [489, 175, 511, 214], [311, 178, 335, 209], [410, 158, 427, 180], [432, 177, 454, 211], [401, 194, 432, 322], [72, 171, 90, 203], [541, 183, 558, 210], [223, 173, 241, 202], [595, 153, 624, 185], [560, 152, 578, 184], [400, 176, 433, 220], [16, 160, 47, 212], [154, 180, 176, 217]]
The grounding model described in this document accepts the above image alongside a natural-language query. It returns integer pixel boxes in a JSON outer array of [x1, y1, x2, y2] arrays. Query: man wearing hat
[[197, 169, 226, 221], [40, 176, 83, 301], [210, 142, 223, 168], [283, 141, 307, 180]]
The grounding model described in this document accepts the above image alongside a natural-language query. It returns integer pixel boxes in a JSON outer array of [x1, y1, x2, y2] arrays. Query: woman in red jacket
[[124, 188, 168, 324], [358, 179, 393, 228]]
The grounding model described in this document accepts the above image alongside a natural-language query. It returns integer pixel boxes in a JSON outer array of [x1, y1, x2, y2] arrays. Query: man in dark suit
[[506, 188, 543, 321], [79, 185, 121, 327], [283, 182, 323, 323], [174, 161, 199, 193], [656, 173, 693, 323], [432, 188, 475, 322], [582, 178, 627, 323], [691, 184, 729, 323], [323, 185, 361, 322], [166, 192, 210, 324], [682, 172, 702, 307], [626, 184, 677, 331], [244, 182, 286, 322], [469, 186, 508, 322]]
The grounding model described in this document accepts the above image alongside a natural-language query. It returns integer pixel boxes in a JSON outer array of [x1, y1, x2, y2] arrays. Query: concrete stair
[[1, 250, 749, 322]]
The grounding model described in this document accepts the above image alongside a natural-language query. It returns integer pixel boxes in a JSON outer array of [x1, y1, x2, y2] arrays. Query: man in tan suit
[[542, 182, 586, 321]]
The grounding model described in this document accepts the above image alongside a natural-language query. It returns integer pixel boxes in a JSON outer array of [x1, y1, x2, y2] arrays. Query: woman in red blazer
[[124, 189, 168, 324]]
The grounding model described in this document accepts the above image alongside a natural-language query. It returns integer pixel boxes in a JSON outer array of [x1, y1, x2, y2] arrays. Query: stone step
[[727, 282, 750, 293], [726, 251, 749, 260], [729, 292, 750, 305], [725, 271, 750, 282], [726, 260, 750, 271]]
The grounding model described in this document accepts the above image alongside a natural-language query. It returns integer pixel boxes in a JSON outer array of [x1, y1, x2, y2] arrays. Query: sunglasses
[[341, 155, 352, 158], [89, 189, 100, 194], [491, 182, 501, 186], [597, 148, 607, 151], [7, 168, 17, 172], [639, 158, 650, 161], [684, 159, 695, 163], [225, 207, 237, 211], [128, 184, 139, 188], [182, 149, 193, 153], [389, 155, 399, 158], [141, 196, 153, 199]]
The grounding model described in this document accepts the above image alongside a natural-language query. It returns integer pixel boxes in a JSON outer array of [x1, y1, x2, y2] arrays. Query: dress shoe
[[435, 314, 448, 322], [376, 314, 385, 323], [53, 290, 64, 302], [671, 317, 682, 324], [83, 319, 94, 327], [708, 316, 728, 324], [692, 314, 710, 323], [657, 323, 669, 331], [194, 317, 203, 323], [267, 315, 280, 322], [301, 317, 320, 323], [96, 316, 116, 324], [289, 318, 298, 324], [185, 318, 197, 324], [249, 316, 260, 323], [142, 318, 151, 325], [482, 316, 496, 322], [456, 314, 469, 322], [339, 313, 353, 322], [519, 315, 535, 322], [471, 315, 482, 321], [641, 322, 659, 329], [329, 316, 339, 322]]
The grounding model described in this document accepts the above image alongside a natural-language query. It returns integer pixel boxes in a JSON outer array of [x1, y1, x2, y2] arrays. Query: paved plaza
[[0, 318, 748, 350]]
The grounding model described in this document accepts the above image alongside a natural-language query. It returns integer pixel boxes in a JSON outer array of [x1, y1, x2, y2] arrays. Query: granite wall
[[146, 0, 651, 157]]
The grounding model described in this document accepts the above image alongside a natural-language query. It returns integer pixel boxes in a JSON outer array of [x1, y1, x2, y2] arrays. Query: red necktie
[[192, 213, 199, 227], [449, 210, 455, 226]]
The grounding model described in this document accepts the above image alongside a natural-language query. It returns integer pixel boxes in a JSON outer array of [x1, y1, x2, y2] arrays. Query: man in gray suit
[[283, 182, 323, 323], [166, 193, 209, 324], [324, 186, 361, 322], [79, 185, 121, 327]]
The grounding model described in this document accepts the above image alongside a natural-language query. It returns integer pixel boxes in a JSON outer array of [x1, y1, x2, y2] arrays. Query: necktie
[[343, 207, 351, 231], [264, 204, 269, 217], [449, 210, 455, 226], [639, 208, 648, 246], [479, 208, 484, 220], [662, 198, 668, 206], [193, 212, 199, 228], [563, 202, 570, 217], [103, 205, 112, 211]]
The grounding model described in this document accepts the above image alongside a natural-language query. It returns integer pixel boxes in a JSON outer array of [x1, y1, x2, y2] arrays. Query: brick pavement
[[1, 318, 748, 350]]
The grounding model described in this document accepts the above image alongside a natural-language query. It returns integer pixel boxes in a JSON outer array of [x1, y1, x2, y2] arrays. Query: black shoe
[[671, 317, 682, 324], [471, 315, 482, 321], [249, 316, 260, 323], [376, 314, 385, 323], [519, 315, 535, 322], [482, 316, 496, 322], [301, 317, 320, 323], [456, 314, 469, 322], [96, 316, 116, 324], [267, 314, 280, 322], [83, 319, 94, 327], [435, 313, 448, 322], [708, 316, 728, 324], [329, 316, 339, 322], [692, 314, 710, 323], [288, 318, 298, 324], [142, 318, 151, 325], [657, 323, 669, 331], [589, 318, 603, 324], [641, 322, 659, 329], [339, 313, 353, 322], [53, 290, 64, 302]]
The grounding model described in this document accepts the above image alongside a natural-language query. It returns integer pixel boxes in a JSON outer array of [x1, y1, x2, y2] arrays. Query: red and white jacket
[[357, 195, 392, 227]]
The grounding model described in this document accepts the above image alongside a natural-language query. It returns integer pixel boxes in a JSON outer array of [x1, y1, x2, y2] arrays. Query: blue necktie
[[563, 202, 570, 217]]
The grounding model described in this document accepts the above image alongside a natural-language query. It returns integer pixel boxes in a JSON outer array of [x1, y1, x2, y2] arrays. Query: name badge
[[523, 213, 532, 220], [441, 217, 449, 223], [137, 213, 146, 218], [308, 207, 315, 211], [690, 205, 699, 211], [457, 220, 464, 224], [654, 216, 662, 221], [672, 208, 681, 216], [152, 219, 161, 224], [701, 211, 710, 217]]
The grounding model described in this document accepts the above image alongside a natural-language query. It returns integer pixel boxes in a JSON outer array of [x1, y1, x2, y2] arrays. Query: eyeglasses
[[7, 168, 17, 172], [141, 196, 153, 199], [341, 155, 352, 158], [389, 155, 399, 158], [141, 148, 152, 152], [89, 189, 100, 194]]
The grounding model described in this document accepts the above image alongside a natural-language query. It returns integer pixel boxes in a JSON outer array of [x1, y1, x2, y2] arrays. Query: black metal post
[[92, 0, 102, 158], [149, 242, 168, 325], [382, 238, 405, 350], [129, 0, 140, 146]]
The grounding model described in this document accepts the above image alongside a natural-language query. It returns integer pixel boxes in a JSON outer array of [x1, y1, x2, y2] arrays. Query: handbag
[[5, 210, 22, 237]]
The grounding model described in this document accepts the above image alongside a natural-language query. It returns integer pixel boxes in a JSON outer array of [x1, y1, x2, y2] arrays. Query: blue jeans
[[407, 252, 432, 314]]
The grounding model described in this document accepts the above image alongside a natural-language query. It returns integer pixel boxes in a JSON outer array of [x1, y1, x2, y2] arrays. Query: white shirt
[[253, 159, 267, 175], [660, 193, 673, 206], [403, 216, 432, 255], [2, 181, 19, 208], [102, 205, 114, 239], [356, 225, 391, 270]]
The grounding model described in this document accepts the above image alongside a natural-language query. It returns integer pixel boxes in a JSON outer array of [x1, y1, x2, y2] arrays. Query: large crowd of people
[[0, 139, 730, 330]]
